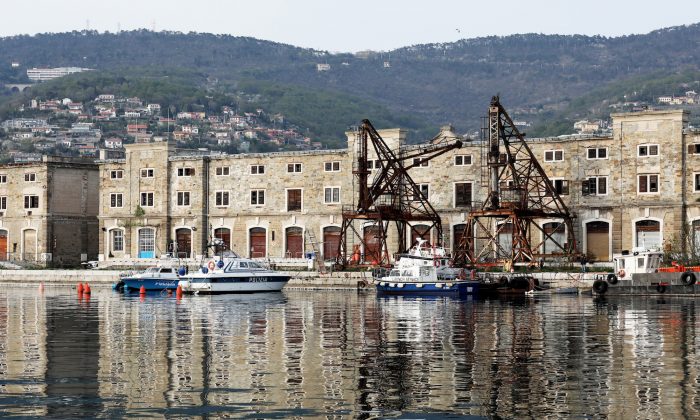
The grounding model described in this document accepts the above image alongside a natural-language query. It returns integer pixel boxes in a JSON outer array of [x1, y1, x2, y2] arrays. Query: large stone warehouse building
[[1, 108, 696, 266], [92, 108, 700, 265]]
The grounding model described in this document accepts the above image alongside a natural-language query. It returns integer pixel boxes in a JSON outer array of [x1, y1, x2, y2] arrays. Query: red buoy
[[84, 283, 91, 294], [77, 283, 83, 294], [176, 284, 183, 298], [139, 285, 146, 295]]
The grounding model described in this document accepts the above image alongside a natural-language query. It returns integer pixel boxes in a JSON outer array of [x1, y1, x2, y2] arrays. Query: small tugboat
[[178, 250, 291, 294], [590, 247, 697, 296], [370, 239, 482, 296], [121, 266, 184, 292]]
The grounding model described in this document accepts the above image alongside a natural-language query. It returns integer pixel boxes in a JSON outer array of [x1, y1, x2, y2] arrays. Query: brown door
[[250, 228, 266, 258], [323, 226, 341, 260], [286, 227, 303, 258], [586, 221, 609, 261], [0, 230, 7, 261], [363, 226, 381, 264], [176, 228, 192, 258]]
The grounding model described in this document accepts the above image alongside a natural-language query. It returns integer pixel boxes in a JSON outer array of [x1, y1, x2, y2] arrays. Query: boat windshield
[[390, 269, 400, 276], [144, 267, 159, 274]]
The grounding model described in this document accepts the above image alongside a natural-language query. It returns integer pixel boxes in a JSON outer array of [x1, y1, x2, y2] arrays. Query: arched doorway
[[323, 226, 341, 260], [542, 222, 566, 254], [214, 227, 231, 251], [363, 225, 382, 264], [175, 228, 192, 258], [410, 224, 431, 247], [0, 229, 7, 261], [286, 227, 303, 258], [138, 228, 155, 258], [635, 219, 661, 249], [249, 227, 266, 258], [22, 229, 37, 261], [586, 221, 610, 261]]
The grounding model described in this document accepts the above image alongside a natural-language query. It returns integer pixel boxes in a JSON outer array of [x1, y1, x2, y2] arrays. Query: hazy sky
[[5, 0, 700, 52]]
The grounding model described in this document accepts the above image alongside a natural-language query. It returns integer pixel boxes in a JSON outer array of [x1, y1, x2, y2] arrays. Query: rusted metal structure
[[336, 119, 462, 268], [452, 96, 578, 267]]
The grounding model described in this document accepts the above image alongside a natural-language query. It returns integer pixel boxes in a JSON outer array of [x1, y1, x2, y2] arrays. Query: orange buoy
[[77, 283, 83, 294], [139, 285, 146, 295], [176, 284, 183, 298], [84, 283, 91, 294]]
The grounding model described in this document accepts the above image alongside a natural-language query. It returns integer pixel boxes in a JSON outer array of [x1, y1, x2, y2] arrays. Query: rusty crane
[[336, 119, 463, 268], [452, 96, 578, 267]]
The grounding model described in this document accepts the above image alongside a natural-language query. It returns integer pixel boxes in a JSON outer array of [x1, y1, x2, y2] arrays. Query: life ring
[[433, 259, 440, 267], [681, 272, 696, 286], [607, 273, 618, 285], [207, 260, 216, 271], [656, 284, 667, 294], [593, 279, 609, 294], [617, 269, 626, 278]]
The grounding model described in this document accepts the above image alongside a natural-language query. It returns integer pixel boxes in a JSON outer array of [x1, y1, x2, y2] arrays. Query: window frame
[[215, 166, 230, 176], [544, 149, 564, 162], [549, 178, 570, 195], [412, 183, 430, 201], [638, 174, 660, 194], [286, 188, 303, 211], [324, 186, 341, 204], [110, 170, 123, 179], [215, 191, 230, 207], [586, 147, 608, 160], [140, 168, 154, 178], [454, 182, 473, 207], [638, 144, 660, 157], [177, 167, 195, 177], [24, 194, 39, 209], [287, 163, 303, 173], [0, 196, 6, 210], [694, 173, 700, 192], [412, 158, 429, 168], [24, 173, 36, 182], [0, 174, 6, 184], [111, 229, 124, 252], [109, 193, 123, 208], [324, 161, 341, 172], [584, 176, 608, 196], [250, 165, 265, 175], [140, 192, 155, 207], [454, 155, 473, 166], [250, 189, 265, 206], [176, 191, 191, 206]]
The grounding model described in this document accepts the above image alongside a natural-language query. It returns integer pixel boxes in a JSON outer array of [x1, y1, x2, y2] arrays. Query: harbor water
[[1, 286, 699, 418]]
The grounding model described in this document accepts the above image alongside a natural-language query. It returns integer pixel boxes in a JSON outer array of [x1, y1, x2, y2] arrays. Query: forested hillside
[[1, 24, 700, 140]]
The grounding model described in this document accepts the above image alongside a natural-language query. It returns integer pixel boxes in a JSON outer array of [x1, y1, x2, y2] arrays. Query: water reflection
[[0, 288, 698, 418]]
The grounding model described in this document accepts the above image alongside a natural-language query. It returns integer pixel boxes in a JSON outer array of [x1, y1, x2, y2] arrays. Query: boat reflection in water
[[0, 289, 700, 418]]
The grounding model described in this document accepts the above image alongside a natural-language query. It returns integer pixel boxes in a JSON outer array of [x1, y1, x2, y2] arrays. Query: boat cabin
[[612, 248, 663, 280]]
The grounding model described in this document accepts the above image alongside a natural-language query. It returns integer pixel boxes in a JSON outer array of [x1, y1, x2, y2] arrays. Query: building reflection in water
[[0, 290, 699, 417]]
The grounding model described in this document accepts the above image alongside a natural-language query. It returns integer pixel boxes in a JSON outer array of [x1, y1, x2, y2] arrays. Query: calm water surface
[[0, 287, 699, 418]]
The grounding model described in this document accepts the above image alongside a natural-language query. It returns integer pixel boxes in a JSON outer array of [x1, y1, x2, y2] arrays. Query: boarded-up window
[[287, 189, 302, 211], [455, 182, 472, 207]]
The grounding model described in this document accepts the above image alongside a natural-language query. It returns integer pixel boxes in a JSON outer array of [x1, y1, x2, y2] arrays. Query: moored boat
[[121, 266, 183, 292], [371, 239, 482, 296], [178, 251, 291, 294]]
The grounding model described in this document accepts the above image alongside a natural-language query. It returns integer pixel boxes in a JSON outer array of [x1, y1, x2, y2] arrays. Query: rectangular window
[[455, 182, 472, 207], [250, 189, 265, 206], [638, 144, 659, 157], [287, 163, 302, 173], [110, 193, 123, 208], [177, 191, 190, 206], [24, 195, 39, 209], [324, 161, 340, 172], [324, 187, 340, 203], [0, 175, 6, 183], [216, 191, 230, 206], [110, 170, 123, 179], [177, 167, 195, 177], [140, 192, 154, 207], [215, 166, 230, 176], [140, 168, 154, 178], [413, 184, 429, 201], [689, 144, 700, 155], [111, 230, 124, 252], [583, 177, 608, 196], [24, 173, 36, 182], [454, 155, 472, 166], [587, 147, 608, 160], [413, 158, 429, 167], [287, 188, 302, 211], [551, 179, 570, 195], [544, 150, 564, 162], [638, 174, 659, 193], [0, 196, 6, 210], [250, 165, 265, 175], [695, 173, 700, 192]]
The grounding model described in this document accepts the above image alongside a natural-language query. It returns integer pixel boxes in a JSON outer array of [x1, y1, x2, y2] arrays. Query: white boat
[[178, 251, 291, 294], [371, 239, 482, 296], [121, 266, 182, 292], [592, 247, 666, 295]]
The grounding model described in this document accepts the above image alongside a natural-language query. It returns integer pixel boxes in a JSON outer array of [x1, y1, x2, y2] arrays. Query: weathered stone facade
[[0, 156, 99, 266], [97, 109, 699, 263]]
